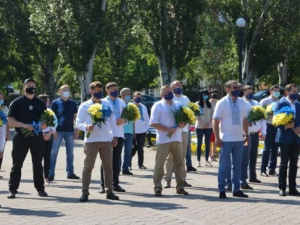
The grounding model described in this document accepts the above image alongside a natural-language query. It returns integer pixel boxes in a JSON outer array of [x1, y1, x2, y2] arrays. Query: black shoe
[[241, 184, 254, 190], [106, 191, 119, 200], [48, 176, 54, 181], [249, 178, 261, 183], [7, 191, 17, 199], [219, 191, 227, 199], [113, 185, 126, 192], [233, 190, 248, 198], [289, 189, 300, 196], [184, 180, 192, 187], [38, 190, 48, 197], [226, 184, 232, 191], [139, 165, 147, 169], [67, 174, 80, 179], [79, 193, 89, 202], [155, 190, 162, 197], [177, 188, 188, 195], [279, 190, 286, 196], [187, 166, 197, 172], [260, 172, 269, 177], [122, 170, 133, 175], [269, 171, 278, 176], [99, 186, 105, 194]]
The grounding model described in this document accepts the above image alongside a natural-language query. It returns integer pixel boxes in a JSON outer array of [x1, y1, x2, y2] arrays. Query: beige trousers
[[164, 132, 188, 183], [82, 142, 113, 195], [153, 141, 185, 191]]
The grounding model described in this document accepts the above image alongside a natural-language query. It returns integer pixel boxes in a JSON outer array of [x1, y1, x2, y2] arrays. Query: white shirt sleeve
[[149, 102, 160, 125], [212, 101, 223, 120], [75, 104, 89, 132], [0, 126, 5, 152], [143, 105, 150, 131], [108, 102, 118, 137]]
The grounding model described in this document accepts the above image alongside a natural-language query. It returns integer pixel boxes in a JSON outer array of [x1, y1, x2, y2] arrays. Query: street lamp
[[236, 18, 246, 84]]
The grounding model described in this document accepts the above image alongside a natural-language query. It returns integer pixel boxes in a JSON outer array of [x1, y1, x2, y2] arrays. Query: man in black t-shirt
[[7, 78, 48, 198]]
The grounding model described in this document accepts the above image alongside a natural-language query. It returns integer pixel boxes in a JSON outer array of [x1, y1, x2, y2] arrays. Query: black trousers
[[278, 139, 300, 191], [134, 133, 146, 167], [44, 139, 53, 179], [249, 132, 259, 180], [9, 133, 45, 192], [101, 137, 124, 187]]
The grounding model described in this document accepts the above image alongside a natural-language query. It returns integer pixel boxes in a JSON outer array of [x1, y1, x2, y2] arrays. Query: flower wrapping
[[272, 106, 295, 126], [187, 102, 204, 116], [248, 106, 267, 125], [0, 109, 7, 127], [21, 121, 42, 137], [121, 103, 141, 122], [86, 103, 112, 138]]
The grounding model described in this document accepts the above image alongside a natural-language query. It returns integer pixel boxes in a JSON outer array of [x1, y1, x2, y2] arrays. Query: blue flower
[[0, 110, 7, 125], [274, 106, 295, 116], [101, 105, 112, 118]]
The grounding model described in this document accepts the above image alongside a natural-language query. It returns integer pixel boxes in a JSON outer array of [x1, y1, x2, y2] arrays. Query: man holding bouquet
[[150, 85, 188, 197], [7, 78, 48, 198], [274, 84, 300, 196], [76, 81, 119, 201]]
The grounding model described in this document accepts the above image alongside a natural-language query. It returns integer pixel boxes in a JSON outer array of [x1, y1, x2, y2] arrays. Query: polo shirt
[[150, 99, 182, 144], [50, 98, 78, 132], [8, 95, 46, 133], [213, 95, 251, 142]]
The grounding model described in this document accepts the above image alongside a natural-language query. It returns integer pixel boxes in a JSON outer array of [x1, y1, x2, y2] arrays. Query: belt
[[250, 132, 258, 135]]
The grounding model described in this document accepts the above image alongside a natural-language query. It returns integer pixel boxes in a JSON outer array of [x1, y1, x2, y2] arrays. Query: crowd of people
[[0, 78, 299, 204]]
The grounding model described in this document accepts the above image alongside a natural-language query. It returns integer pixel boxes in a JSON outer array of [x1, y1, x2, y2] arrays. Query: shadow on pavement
[[0, 206, 64, 217]]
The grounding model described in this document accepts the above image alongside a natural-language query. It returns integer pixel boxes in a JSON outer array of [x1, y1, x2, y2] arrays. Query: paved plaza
[[1, 133, 300, 225]]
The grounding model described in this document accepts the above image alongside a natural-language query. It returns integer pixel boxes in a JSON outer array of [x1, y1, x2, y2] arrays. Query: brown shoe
[[154, 190, 162, 197], [177, 188, 188, 195]]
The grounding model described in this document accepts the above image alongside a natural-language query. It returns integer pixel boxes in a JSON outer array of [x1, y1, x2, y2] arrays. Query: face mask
[[94, 91, 103, 99], [273, 91, 280, 99], [164, 92, 174, 100], [203, 95, 209, 100], [246, 93, 253, 100], [110, 90, 119, 98], [62, 91, 70, 99], [238, 91, 244, 97], [0, 100, 4, 105], [173, 88, 182, 95], [25, 87, 36, 95], [124, 95, 131, 102], [289, 93, 299, 101], [134, 97, 142, 103], [231, 90, 240, 98], [212, 94, 218, 99]]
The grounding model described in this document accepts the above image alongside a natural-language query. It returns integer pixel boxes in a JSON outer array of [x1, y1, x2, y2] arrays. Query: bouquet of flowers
[[168, 106, 196, 138], [0, 109, 7, 127], [187, 102, 204, 116], [39, 109, 57, 128], [272, 106, 295, 126], [86, 103, 112, 138], [265, 102, 276, 118], [21, 121, 42, 137], [247, 106, 267, 126], [121, 103, 141, 122]]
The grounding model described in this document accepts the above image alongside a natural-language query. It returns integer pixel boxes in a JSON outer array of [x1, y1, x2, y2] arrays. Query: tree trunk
[[44, 50, 57, 101], [278, 61, 288, 88], [170, 65, 177, 83], [157, 51, 170, 86]]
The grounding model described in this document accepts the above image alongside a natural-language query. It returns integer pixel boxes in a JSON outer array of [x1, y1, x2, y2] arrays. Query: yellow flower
[[273, 113, 293, 126]]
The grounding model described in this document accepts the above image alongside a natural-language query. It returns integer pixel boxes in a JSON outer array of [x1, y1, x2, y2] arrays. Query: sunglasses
[[231, 86, 239, 90]]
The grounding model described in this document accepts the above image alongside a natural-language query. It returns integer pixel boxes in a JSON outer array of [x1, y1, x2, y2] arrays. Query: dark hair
[[198, 90, 211, 108], [243, 85, 253, 91], [89, 81, 103, 90], [285, 83, 297, 92], [270, 85, 280, 91], [105, 82, 118, 90], [38, 94, 48, 104]]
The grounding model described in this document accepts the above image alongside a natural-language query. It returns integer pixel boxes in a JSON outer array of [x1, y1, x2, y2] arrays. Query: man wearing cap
[[7, 78, 48, 198]]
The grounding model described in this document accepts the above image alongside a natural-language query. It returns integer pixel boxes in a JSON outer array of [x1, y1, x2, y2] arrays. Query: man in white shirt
[[76, 81, 119, 202], [213, 80, 251, 199], [164, 80, 192, 188], [150, 85, 188, 197]]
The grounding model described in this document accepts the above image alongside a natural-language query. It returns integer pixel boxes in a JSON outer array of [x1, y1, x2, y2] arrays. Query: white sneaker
[[205, 161, 213, 167], [197, 162, 201, 167]]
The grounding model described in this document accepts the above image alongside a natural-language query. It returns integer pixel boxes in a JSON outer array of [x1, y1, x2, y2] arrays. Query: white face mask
[[62, 91, 70, 99]]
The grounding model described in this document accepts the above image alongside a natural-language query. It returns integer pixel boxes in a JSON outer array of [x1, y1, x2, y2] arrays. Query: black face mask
[[25, 87, 36, 95], [238, 91, 244, 97]]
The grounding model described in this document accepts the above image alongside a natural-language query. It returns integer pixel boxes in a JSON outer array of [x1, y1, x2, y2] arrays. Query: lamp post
[[236, 18, 246, 84]]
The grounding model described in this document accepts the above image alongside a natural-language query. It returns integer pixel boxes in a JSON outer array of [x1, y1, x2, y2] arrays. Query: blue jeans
[[186, 131, 192, 166], [218, 141, 243, 193], [261, 124, 278, 173], [196, 128, 212, 162], [122, 133, 133, 171], [49, 131, 74, 177], [240, 136, 251, 185]]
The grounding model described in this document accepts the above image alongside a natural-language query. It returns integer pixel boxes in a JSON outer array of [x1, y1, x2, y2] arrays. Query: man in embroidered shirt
[[76, 81, 119, 202], [213, 80, 251, 199], [150, 85, 188, 197], [163, 80, 192, 188]]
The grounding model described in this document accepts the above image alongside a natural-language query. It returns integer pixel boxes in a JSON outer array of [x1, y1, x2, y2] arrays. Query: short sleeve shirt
[[50, 98, 78, 132]]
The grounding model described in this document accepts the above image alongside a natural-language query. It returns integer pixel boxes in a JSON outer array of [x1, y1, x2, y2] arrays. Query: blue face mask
[[110, 90, 119, 98], [0, 100, 4, 105], [289, 93, 299, 101], [94, 91, 103, 99], [231, 90, 240, 97], [134, 97, 142, 103], [164, 92, 174, 100], [203, 95, 208, 100], [124, 95, 131, 102], [246, 93, 253, 100], [173, 88, 182, 95]]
